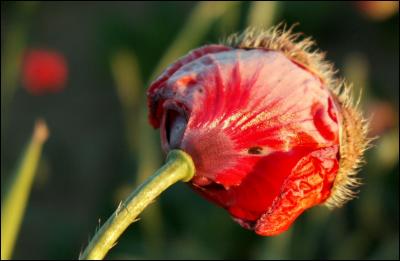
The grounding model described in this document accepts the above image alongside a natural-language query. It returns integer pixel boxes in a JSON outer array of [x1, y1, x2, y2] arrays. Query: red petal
[[255, 145, 339, 236], [147, 45, 231, 128]]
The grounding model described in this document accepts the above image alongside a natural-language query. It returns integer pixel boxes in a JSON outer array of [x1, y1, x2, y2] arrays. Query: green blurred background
[[1, 1, 399, 259]]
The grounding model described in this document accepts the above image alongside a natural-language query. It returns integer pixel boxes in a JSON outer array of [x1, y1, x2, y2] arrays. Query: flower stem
[[79, 149, 195, 260]]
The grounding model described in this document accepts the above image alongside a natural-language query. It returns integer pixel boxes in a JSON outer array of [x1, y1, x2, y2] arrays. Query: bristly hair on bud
[[224, 23, 372, 208], [326, 83, 373, 208]]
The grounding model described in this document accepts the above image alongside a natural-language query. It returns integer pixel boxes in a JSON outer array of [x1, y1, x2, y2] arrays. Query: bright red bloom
[[22, 49, 68, 95], [147, 27, 368, 236]]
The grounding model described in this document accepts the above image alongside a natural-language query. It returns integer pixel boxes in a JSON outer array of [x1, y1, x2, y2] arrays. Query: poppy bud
[[22, 49, 68, 95], [147, 25, 370, 236]]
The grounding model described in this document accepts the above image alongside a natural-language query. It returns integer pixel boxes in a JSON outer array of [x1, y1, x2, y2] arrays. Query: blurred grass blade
[[151, 1, 239, 80], [217, 2, 241, 36], [373, 128, 399, 169], [110, 50, 141, 150], [111, 50, 140, 111], [1, 119, 49, 260], [343, 52, 370, 104], [1, 2, 39, 134], [247, 1, 279, 28], [111, 50, 164, 257]]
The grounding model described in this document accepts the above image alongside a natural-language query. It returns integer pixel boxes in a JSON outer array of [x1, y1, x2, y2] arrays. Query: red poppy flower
[[147, 26, 369, 236], [22, 49, 68, 95]]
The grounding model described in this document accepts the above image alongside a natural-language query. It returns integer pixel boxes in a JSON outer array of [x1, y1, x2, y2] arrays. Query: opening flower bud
[[147, 25, 370, 236]]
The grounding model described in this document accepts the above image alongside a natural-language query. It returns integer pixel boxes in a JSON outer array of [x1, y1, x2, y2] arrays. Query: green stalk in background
[[79, 150, 195, 260], [111, 50, 164, 257], [151, 1, 239, 79], [343, 52, 370, 105], [110, 50, 141, 150], [247, 1, 279, 28], [1, 2, 39, 135], [217, 1, 241, 36], [1, 119, 49, 260]]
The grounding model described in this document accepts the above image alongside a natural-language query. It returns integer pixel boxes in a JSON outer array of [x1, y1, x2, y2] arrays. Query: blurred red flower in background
[[367, 101, 397, 137], [356, 1, 399, 21], [22, 49, 68, 95]]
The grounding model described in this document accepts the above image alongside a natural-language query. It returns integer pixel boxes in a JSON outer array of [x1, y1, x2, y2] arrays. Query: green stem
[[79, 150, 195, 260], [1, 119, 49, 260]]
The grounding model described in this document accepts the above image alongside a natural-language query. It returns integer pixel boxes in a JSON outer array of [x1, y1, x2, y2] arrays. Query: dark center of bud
[[163, 108, 187, 150]]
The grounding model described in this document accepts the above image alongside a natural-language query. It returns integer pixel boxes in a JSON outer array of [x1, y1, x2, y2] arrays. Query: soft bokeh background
[[1, 1, 399, 259]]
